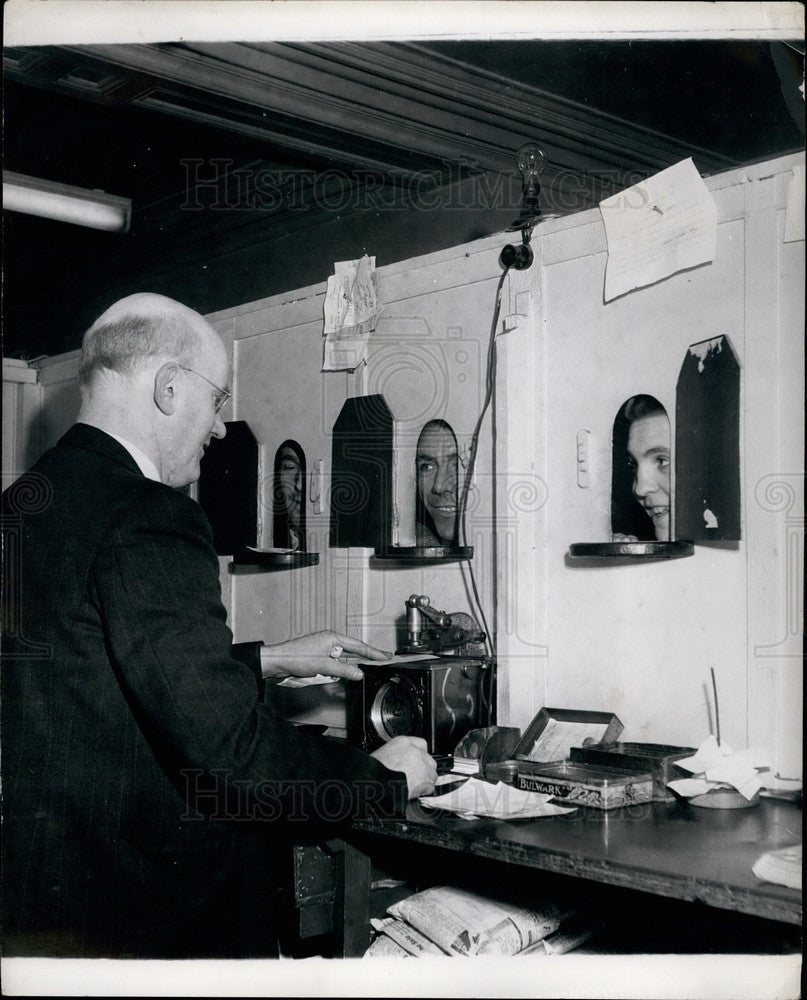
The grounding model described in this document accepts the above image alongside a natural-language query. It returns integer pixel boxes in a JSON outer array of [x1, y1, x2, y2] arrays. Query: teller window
[[415, 419, 459, 547], [273, 440, 306, 551], [611, 395, 671, 542]]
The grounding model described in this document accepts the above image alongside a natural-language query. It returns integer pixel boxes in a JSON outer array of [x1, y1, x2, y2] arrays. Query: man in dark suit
[[1, 293, 436, 958]]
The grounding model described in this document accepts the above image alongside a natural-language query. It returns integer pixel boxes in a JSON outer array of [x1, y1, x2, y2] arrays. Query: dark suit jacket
[[1, 424, 406, 958]]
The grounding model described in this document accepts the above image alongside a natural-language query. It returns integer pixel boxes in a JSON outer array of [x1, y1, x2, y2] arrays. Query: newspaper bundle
[[363, 886, 604, 958], [386, 886, 566, 956]]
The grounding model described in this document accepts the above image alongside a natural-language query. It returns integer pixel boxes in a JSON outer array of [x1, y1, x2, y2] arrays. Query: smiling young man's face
[[416, 423, 459, 544], [627, 413, 671, 540]]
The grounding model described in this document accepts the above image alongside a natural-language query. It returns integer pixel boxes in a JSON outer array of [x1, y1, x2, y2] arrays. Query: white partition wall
[[208, 238, 508, 662], [5, 151, 802, 776], [2, 359, 42, 486], [494, 152, 804, 777]]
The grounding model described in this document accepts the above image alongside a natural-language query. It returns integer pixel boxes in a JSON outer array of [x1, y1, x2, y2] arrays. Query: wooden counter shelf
[[302, 795, 802, 957], [349, 796, 801, 926]]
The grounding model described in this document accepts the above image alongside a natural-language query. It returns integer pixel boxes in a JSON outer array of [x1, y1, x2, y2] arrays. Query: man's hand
[[611, 532, 640, 542], [371, 736, 437, 799], [260, 630, 391, 682]]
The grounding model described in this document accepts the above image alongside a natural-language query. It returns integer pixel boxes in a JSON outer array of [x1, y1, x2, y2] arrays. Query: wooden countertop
[[351, 794, 802, 925]]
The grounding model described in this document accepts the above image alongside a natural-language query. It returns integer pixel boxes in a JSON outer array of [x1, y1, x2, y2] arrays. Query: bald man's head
[[78, 293, 210, 386], [75, 293, 230, 487]]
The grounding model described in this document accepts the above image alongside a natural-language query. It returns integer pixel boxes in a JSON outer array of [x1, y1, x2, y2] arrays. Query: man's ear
[[154, 363, 179, 415]]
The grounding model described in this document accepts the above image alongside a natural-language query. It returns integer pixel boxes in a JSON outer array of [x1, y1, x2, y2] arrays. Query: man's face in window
[[627, 413, 671, 540], [416, 423, 458, 543], [278, 447, 302, 531]]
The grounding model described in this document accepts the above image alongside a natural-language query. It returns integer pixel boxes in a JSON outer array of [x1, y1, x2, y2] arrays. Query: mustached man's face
[[416, 424, 458, 543], [627, 413, 671, 540], [278, 447, 302, 530]]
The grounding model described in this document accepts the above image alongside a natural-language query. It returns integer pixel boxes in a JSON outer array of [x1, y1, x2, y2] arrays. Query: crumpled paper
[[321, 254, 382, 371], [667, 735, 778, 801]]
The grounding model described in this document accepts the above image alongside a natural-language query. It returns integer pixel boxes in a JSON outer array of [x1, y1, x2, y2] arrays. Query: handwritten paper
[[322, 254, 381, 371], [599, 157, 717, 302]]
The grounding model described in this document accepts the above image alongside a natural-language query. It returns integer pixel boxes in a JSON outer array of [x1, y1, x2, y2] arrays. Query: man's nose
[[212, 414, 227, 440], [432, 465, 456, 495], [633, 463, 656, 498]]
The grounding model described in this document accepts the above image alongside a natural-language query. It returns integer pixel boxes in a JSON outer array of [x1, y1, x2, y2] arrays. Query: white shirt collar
[[106, 432, 162, 483]]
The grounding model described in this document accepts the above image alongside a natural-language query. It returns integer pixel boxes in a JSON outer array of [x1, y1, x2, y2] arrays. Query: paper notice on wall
[[322, 254, 381, 371], [599, 157, 717, 302], [784, 164, 805, 243]]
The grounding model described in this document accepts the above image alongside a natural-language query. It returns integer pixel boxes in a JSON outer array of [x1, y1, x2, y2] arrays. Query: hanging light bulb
[[501, 141, 546, 269], [513, 141, 545, 229]]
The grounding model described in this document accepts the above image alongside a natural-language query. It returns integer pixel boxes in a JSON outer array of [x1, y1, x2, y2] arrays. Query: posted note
[[322, 254, 381, 371], [599, 157, 717, 302]]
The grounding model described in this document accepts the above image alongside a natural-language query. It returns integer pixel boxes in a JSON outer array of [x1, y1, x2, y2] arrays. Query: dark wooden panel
[[329, 395, 393, 548], [676, 335, 741, 541], [197, 420, 259, 555]]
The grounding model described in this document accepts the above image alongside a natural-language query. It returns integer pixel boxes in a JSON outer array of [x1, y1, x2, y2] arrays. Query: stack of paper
[[752, 844, 802, 891], [419, 777, 576, 820], [449, 757, 481, 776]]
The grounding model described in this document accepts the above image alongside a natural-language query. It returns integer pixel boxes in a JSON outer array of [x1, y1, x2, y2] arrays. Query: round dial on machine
[[369, 674, 422, 742]]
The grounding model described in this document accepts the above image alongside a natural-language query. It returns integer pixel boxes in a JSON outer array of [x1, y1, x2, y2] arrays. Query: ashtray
[[688, 788, 760, 809]]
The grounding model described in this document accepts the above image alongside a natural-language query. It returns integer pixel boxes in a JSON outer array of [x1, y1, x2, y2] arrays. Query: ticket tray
[[481, 707, 623, 785], [569, 741, 696, 800], [516, 761, 654, 810]]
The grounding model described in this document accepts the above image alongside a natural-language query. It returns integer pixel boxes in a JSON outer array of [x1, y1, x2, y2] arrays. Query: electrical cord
[[458, 264, 511, 674]]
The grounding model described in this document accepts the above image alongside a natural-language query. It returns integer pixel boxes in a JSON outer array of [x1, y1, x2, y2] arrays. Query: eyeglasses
[[178, 366, 231, 413]]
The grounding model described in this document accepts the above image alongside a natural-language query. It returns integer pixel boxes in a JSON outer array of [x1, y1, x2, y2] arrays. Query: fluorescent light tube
[[3, 171, 131, 233]]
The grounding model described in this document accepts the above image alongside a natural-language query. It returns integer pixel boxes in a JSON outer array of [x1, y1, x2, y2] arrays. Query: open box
[[483, 708, 624, 785], [569, 741, 696, 801]]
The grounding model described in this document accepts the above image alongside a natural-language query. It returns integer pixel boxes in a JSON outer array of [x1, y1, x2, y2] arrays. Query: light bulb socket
[[499, 242, 534, 271]]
